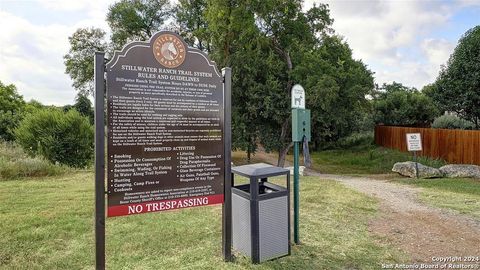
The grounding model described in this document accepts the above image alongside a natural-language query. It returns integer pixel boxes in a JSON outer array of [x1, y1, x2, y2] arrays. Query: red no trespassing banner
[[108, 194, 224, 217]]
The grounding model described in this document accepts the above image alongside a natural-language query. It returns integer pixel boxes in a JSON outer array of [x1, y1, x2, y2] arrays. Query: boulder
[[392, 161, 443, 178], [439, 164, 480, 179]]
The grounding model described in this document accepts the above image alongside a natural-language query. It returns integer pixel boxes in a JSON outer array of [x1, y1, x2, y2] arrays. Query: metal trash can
[[231, 163, 290, 263]]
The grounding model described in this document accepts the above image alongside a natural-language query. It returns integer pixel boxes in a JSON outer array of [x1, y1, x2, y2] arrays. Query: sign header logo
[[153, 33, 186, 68]]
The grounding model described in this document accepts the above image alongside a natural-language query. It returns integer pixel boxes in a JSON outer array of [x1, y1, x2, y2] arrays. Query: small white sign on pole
[[406, 133, 422, 152], [291, 84, 305, 109]]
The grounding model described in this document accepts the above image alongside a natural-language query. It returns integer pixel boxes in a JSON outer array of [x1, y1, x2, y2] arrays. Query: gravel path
[[306, 170, 480, 262]]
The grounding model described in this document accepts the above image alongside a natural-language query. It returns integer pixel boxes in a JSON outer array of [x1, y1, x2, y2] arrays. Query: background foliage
[[373, 82, 438, 127], [15, 109, 94, 167], [0, 81, 25, 141], [431, 115, 475, 130], [428, 26, 480, 128]]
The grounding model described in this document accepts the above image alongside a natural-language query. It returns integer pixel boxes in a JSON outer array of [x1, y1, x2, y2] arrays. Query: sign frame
[[94, 31, 233, 269]]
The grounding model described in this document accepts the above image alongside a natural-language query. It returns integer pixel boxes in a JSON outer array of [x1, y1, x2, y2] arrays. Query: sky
[[0, 0, 479, 106]]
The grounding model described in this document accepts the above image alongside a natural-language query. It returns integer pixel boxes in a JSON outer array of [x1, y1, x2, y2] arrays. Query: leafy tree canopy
[[64, 28, 108, 96], [64, 0, 375, 165], [0, 81, 25, 141], [73, 94, 94, 125], [374, 82, 438, 127], [429, 26, 480, 128], [107, 0, 172, 49], [175, 0, 210, 51]]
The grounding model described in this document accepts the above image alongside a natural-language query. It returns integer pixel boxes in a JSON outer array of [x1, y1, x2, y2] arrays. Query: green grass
[[0, 173, 406, 269], [0, 141, 71, 180], [396, 178, 480, 219], [309, 146, 446, 175]]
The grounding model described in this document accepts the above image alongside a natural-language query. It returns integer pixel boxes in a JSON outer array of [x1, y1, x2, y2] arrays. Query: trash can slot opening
[[232, 183, 281, 194]]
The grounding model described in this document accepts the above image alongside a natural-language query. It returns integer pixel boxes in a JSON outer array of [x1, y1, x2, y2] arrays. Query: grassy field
[[0, 141, 70, 180], [0, 173, 406, 269], [396, 178, 480, 219]]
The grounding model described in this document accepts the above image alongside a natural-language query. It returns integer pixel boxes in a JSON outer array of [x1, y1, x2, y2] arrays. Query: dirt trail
[[308, 171, 480, 262], [249, 151, 480, 262]]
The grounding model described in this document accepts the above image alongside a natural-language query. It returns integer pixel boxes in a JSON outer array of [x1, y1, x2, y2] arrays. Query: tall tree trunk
[[277, 141, 294, 167], [277, 118, 291, 167], [272, 40, 294, 167]]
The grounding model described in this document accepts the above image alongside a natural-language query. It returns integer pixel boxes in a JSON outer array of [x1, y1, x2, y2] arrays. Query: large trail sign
[[106, 32, 224, 217]]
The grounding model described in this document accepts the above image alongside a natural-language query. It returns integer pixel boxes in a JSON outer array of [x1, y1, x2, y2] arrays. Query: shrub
[[335, 131, 374, 149], [431, 115, 475, 130], [15, 109, 94, 167], [321, 131, 374, 150], [0, 141, 69, 179]]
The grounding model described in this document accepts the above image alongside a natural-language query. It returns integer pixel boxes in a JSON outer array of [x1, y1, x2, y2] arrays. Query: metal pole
[[414, 151, 419, 179], [293, 141, 300, 244], [94, 52, 106, 270], [222, 67, 232, 261]]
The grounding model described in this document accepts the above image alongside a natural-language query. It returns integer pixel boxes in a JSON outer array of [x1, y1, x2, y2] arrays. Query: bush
[[15, 109, 94, 167], [335, 131, 374, 149], [0, 141, 69, 179], [431, 115, 475, 130], [321, 131, 374, 150]]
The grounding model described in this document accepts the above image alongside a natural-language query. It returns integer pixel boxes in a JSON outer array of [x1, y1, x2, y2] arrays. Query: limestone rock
[[439, 164, 480, 179], [392, 161, 443, 178]]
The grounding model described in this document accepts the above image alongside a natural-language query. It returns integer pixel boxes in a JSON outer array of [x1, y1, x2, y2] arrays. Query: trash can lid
[[232, 163, 290, 178]]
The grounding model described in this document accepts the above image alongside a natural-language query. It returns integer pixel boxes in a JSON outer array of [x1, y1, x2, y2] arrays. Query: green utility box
[[292, 108, 311, 142]]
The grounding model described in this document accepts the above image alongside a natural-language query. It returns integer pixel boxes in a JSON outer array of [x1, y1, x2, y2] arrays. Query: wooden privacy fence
[[375, 125, 480, 165]]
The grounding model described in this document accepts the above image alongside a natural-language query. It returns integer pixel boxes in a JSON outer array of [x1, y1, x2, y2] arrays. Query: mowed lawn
[[397, 178, 480, 220], [0, 173, 406, 269]]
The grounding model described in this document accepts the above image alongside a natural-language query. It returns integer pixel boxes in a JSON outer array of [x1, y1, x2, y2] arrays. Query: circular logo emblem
[[153, 34, 186, 68]]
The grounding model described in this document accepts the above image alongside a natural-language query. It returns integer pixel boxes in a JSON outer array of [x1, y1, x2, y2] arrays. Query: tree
[[207, 0, 365, 166], [374, 82, 438, 126], [175, 0, 210, 52], [65, 1, 172, 96], [206, 0, 272, 161], [73, 94, 94, 124], [205, 0, 374, 165], [107, 0, 171, 49], [64, 0, 375, 166], [253, 1, 334, 166], [430, 26, 480, 128], [0, 81, 25, 141], [292, 35, 374, 149], [64, 28, 108, 96], [24, 99, 45, 114]]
